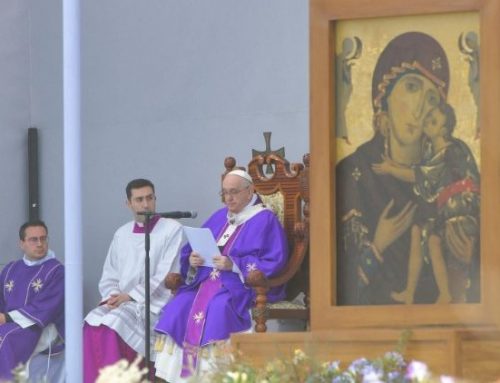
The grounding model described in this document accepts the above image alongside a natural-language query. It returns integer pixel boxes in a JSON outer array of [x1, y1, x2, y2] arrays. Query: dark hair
[[19, 220, 48, 241], [126, 178, 155, 200]]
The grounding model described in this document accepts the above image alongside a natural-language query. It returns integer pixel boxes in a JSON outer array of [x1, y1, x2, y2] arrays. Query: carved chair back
[[223, 153, 310, 332]]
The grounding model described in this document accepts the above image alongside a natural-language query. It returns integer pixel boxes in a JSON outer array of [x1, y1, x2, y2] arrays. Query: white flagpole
[[63, 0, 82, 381]]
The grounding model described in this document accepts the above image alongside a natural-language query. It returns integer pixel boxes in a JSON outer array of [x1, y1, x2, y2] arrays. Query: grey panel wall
[[0, 1, 33, 267], [23, 0, 309, 315], [28, 0, 64, 265], [0, 0, 64, 269]]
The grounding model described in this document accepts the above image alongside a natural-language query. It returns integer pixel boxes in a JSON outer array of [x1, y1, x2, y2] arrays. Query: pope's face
[[222, 175, 253, 214], [20, 225, 49, 261], [387, 73, 441, 146], [127, 186, 156, 223]]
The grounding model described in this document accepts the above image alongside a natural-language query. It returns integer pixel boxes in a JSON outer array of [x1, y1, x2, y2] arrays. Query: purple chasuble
[[0, 257, 64, 380], [155, 206, 288, 377]]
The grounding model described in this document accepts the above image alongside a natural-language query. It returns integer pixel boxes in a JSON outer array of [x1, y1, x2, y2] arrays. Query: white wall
[[23, 0, 309, 314]]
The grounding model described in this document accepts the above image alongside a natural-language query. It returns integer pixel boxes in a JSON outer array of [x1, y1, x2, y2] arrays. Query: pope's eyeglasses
[[219, 185, 250, 197]]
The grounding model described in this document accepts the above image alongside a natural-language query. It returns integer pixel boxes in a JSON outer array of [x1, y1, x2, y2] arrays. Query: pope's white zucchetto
[[226, 169, 253, 184]]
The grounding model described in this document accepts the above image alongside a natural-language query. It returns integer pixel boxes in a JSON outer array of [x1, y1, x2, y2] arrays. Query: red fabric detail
[[436, 178, 479, 210]]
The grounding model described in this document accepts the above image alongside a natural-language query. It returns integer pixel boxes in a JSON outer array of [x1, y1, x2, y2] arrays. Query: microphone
[[138, 211, 198, 219]]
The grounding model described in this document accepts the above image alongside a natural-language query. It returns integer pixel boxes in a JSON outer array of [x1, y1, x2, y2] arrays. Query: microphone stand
[[140, 210, 196, 381]]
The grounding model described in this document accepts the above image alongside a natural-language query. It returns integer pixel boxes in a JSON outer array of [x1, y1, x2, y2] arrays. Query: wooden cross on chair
[[252, 132, 285, 174]]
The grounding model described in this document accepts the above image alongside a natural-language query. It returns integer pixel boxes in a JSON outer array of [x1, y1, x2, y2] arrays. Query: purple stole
[[181, 223, 243, 377]]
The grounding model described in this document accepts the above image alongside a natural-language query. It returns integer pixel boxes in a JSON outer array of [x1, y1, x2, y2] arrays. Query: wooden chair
[[165, 152, 310, 333]]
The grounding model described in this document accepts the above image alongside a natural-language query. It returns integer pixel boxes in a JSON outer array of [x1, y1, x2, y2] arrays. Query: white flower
[[440, 375, 455, 383], [363, 370, 384, 383], [95, 357, 148, 383], [225, 371, 248, 382], [12, 363, 28, 383], [406, 360, 430, 382], [226, 371, 241, 381], [292, 348, 306, 364]]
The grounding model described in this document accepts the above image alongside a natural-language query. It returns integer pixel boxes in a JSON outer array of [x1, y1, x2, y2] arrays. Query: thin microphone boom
[[137, 211, 198, 219]]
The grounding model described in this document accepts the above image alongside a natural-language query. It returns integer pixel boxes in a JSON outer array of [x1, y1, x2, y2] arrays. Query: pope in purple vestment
[[0, 220, 64, 380], [154, 170, 288, 382]]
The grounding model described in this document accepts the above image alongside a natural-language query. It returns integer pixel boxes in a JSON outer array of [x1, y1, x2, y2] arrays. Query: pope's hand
[[189, 252, 204, 268], [213, 255, 233, 271]]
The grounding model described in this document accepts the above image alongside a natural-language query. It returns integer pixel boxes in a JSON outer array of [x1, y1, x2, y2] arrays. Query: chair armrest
[[164, 272, 183, 295], [267, 222, 309, 289], [245, 269, 268, 288]]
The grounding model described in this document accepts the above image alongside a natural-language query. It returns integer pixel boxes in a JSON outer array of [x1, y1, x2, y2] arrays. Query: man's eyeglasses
[[219, 186, 250, 197], [25, 236, 49, 245]]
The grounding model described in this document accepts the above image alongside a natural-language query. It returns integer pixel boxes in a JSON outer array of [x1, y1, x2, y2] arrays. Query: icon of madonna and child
[[336, 31, 481, 306]]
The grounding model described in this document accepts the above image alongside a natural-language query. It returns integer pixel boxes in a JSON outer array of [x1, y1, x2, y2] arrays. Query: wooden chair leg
[[253, 286, 268, 332]]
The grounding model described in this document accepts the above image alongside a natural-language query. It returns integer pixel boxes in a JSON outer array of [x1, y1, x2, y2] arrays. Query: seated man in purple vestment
[[154, 169, 288, 383], [0, 220, 65, 381], [83, 178, 185, 383]]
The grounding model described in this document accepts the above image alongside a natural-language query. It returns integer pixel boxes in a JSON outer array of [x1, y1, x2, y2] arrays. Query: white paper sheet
[[183, 226, 220, 268]]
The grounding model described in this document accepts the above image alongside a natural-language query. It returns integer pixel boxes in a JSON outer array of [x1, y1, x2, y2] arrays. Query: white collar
[[23, 249, 56, 266], [227, 194, 267, 226]]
